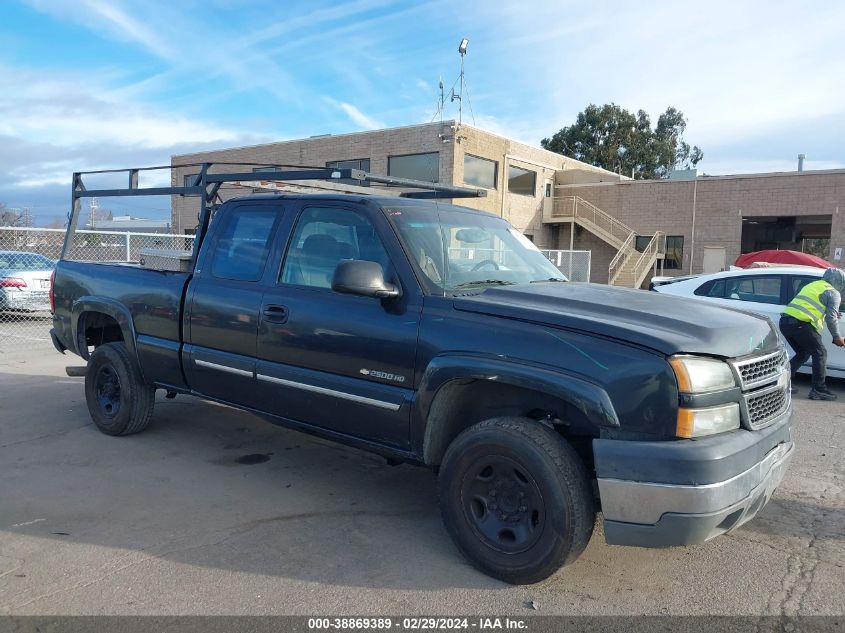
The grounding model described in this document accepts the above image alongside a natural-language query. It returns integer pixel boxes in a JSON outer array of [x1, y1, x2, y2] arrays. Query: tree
[[0, 202, 34, 227], [541, 104, 703, 179]]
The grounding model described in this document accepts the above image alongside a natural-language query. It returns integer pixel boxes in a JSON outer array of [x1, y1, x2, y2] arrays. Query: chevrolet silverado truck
[[50, 165, 794, 584]]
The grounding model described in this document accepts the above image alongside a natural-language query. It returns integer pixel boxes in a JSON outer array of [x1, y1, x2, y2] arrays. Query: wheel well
[[423, 379, 597, 470], [78, 311, 124, 356]]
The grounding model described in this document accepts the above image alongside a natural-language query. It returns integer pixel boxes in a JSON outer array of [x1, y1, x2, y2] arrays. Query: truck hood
[[452, 283, 780, 358]]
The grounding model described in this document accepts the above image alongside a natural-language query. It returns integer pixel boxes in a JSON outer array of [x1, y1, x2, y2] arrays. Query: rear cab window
[[210, 206, 280, 281]]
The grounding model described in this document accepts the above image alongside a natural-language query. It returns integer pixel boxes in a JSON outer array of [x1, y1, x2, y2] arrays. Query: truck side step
[[65, 366, 87, 377]]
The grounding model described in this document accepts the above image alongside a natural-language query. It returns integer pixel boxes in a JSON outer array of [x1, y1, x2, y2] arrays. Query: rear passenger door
[[184, 201, 283, 405], [702, 275, 786, 322], [254, 202, 422, 449]]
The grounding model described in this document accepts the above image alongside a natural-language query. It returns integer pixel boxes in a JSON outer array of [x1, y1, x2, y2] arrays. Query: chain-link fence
[[540, 250, 591, 282], [1, 227, 590, 352], [0, 227, 195, 350]]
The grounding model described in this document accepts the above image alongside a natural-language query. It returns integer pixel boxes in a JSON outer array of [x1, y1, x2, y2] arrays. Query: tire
[[84, 342, 155, 436], [438, 417, 594, 585]]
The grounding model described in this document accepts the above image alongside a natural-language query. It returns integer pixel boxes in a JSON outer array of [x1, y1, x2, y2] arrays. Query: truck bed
[[52, 260, 191, 388]]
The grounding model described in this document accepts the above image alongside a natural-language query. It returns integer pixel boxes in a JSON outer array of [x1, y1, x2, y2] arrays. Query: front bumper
[[595, 407, 794, 547]]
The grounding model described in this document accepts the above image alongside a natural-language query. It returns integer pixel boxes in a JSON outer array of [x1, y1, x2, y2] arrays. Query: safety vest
[[783, 280, 832, 332]]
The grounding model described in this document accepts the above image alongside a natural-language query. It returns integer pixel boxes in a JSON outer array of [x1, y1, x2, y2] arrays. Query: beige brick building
[[172, 121, 844, 287], [554, 169, 845, 284], [171, 120, 617, 244]]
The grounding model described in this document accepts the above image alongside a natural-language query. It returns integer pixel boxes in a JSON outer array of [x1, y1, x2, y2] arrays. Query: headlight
[[669, 355, 736, 393], [677, 403, 741, 438]]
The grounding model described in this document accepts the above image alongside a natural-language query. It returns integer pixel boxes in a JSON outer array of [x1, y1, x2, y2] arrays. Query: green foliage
[[541, 104, 703, 179]]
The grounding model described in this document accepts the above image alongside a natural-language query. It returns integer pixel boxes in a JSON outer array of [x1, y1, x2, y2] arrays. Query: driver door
[[254, 202, 422, 448]]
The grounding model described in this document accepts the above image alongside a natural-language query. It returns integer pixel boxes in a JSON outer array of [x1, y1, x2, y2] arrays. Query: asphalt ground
[[0, 347, 843, 616]]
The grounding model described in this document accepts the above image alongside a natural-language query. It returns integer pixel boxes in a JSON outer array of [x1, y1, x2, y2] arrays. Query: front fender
[[413, 353, 619, 461], [71, 296, 140, 370]]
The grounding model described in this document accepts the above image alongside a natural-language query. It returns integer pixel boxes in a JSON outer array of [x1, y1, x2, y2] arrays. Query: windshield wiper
[[529, 277, 567, 283], [452, 279, 517, 289]]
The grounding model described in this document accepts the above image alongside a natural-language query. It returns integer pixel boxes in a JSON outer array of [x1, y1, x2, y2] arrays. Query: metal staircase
[[544, 195, 665, 287]]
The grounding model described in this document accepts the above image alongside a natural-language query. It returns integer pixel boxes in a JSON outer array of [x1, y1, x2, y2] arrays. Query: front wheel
[[438, 418, 595, 584], [84, 343, 155, 436]]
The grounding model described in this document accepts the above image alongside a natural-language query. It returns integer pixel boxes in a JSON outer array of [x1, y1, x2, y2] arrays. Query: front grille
[[744, 386, 789, 430], [732, 350, 785, 390]]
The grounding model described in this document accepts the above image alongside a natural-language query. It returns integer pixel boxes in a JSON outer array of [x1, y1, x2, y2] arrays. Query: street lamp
[[458, 38, 468, 55]]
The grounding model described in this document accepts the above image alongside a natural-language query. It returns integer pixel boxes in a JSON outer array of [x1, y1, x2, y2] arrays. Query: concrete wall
[[557, 170, 845, 278]]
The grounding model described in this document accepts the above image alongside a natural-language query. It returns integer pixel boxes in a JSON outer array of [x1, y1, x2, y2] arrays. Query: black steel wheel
[[84, 343, 155, 436], [438, 417, 594, 585]]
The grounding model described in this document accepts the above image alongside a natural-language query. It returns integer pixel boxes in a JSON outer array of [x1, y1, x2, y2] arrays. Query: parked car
[[653, 267, 845, 379], [51, 166, 794, 584], [0, 250, 55, 314]]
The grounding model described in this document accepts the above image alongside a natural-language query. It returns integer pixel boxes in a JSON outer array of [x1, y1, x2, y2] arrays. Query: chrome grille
[[744, 386, 789, 430], [732, 350, 785, 390]]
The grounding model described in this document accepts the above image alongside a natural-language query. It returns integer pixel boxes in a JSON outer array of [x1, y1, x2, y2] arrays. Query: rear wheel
[[84, 343, 155, 436], [438, 417, 594, 584]]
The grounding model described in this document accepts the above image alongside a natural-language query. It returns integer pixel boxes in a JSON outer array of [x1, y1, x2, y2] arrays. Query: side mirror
[[332, 260, 401, 299]]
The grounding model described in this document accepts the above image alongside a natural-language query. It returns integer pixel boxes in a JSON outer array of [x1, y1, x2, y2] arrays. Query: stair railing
[[630, 231, 666, 287], [608, 231, 636, 285]]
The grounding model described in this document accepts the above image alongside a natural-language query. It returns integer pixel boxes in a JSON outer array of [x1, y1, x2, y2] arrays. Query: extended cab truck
[[51, 166, 794, 584]]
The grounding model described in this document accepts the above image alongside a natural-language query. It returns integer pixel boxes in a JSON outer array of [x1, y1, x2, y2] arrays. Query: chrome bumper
[[599, 436, 794, 547]]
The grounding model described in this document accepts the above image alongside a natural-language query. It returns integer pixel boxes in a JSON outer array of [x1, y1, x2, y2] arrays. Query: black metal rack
[[63, 163, 486, 262]]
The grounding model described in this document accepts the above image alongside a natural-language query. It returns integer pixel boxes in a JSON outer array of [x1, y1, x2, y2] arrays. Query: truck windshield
[[385, 204, 565, 294]]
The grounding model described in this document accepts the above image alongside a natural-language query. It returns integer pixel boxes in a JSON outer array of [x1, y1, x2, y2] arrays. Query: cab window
[[280, 206, 391, 289], [210, 207, 279, 281]]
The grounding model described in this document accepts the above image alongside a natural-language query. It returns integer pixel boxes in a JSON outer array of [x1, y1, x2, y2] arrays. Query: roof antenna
[[451, 38, 468, 125]]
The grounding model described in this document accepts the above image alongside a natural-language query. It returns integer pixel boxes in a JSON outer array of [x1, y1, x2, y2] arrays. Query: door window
[[280, 206, 390, 289], [210, 207, 279, 281], [723, 276, 783, 304]]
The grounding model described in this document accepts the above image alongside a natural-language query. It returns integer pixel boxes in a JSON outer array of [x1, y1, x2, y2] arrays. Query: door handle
[[262, 305, 289, 324]]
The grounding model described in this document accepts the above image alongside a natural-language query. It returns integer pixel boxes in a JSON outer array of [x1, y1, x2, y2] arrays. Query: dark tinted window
[[695, 279, 725, 297], [508, 165, 536, 196], [724, 276, 783, 305], [210, 207, 278, 281], [280, 206, 390, 289], [664, 236, 684, 270], [388, 153, 439, 183], [463, 154, 497, 189]]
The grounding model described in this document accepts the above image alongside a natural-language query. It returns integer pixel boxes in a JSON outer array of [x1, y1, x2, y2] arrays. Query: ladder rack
[[63, 163, 486, 262]]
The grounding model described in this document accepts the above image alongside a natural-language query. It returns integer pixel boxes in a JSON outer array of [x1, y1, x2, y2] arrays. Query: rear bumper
[[595, 407, 794, 547], [0, 290, 50, 312]]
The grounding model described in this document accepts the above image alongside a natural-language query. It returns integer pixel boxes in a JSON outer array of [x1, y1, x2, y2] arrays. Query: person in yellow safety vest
[[780, 267, 845, 400]]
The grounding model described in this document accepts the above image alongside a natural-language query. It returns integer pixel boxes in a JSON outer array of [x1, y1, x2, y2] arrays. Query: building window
[[636, 234, 684, 270], [183, 174, 198, 187], [388, 152, 439, 183], [251, 166, 282, 192], [545, 182, 552, 197], [664, 235, 684, 270], [463, 154, 497, 189], [508, 165, 536, 196], [635, 235, 653, 251], [326, 159, 371, 186]]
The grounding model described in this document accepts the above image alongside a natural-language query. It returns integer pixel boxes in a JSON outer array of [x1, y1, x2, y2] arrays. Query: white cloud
[[0, 65, 245, 149], [324, 97, 385, 130]]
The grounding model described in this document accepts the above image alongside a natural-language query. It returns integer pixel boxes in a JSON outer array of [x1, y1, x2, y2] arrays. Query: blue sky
[[1, 0, 844, 226]]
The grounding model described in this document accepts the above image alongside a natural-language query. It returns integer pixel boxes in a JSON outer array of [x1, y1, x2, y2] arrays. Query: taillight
[[0, 277, 27, 288], [49, 270, 56, 313]]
